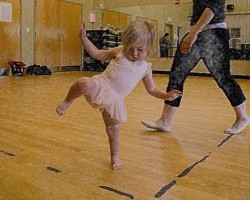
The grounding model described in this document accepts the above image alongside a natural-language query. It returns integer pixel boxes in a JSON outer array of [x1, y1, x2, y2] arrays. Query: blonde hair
[[122, 19, 155, 55]]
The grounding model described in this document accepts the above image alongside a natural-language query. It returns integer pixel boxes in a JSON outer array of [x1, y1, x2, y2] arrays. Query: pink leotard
[[89, 51, 151, 122]]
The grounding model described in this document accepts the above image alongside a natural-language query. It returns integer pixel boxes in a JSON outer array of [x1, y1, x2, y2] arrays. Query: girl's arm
[[180, 8, 214, 54], [142, 67, 182, 101], [79, 21, 120, 61]]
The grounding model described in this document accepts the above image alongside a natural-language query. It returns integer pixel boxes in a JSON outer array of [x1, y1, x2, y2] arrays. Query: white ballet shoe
[[141, 120, 171, 132], [224, 118, 250, 134]]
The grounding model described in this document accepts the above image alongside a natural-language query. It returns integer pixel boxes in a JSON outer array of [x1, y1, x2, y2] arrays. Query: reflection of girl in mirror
[[56, 19, 182, 170], [142, 0, 250, 134]]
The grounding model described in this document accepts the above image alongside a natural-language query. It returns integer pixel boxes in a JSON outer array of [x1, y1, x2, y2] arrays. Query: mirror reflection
[[99, 1, 250, 60]]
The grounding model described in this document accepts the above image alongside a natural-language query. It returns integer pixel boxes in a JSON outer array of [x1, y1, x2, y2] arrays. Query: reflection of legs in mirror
[[102, 110, 122, 170], [225, 102, 250, 134], [56, 77, 96, 117], [141, 104, 177, 132]]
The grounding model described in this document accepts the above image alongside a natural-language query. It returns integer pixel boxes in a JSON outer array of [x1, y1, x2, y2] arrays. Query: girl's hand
[[166, 89, 182, 101], [79, 21, 87, 39], [179, 32, 198, 54]]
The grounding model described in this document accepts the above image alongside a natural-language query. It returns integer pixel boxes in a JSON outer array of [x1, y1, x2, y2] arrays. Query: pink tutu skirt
[[86, 75, 127, 122]]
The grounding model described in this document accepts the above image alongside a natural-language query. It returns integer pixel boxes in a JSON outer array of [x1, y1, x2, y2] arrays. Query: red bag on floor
[[8, 61, 26, 76]]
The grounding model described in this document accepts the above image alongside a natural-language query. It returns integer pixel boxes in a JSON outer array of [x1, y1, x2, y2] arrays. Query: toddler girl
[[56, 20, 182, 170]]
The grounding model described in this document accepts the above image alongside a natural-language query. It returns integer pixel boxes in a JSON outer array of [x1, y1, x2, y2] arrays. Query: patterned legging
[[165, 28, 246, 107]]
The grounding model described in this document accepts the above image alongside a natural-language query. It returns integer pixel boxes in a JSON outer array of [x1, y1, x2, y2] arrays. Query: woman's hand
[[179, 32, 198, 54]]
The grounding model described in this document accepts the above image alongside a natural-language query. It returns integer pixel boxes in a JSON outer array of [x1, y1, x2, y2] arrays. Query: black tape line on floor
[[154, 134, 236, 198], [217, 134, 233, 147], [177, 153, 211, 178], [154, 180, 177, 198], [46, 166, 62, 173], [0, 150, 16, 157], [99, 185, 134, 199], [154, 154, 210, 198]]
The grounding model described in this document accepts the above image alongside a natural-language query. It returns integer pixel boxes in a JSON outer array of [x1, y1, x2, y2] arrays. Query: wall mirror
[[97, 0, 250, 60]]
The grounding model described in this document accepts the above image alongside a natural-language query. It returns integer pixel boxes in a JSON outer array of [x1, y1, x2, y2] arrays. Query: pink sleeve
[[143, 63, 152, 78]]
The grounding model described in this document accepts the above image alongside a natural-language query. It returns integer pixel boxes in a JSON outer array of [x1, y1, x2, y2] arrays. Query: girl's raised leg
[[56, 77, 96, 116]]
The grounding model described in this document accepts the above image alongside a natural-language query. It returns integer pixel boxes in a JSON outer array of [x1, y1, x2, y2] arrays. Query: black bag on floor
[[26, 64, 51, 75]]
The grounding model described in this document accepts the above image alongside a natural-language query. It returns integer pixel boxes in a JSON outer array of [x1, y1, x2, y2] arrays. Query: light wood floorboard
[[0, 72, 250, 200]]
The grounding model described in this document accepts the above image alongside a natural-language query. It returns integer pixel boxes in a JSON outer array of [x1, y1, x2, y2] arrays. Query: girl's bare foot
[[56, 100, 73, 117], [112, 159, 122, 170]]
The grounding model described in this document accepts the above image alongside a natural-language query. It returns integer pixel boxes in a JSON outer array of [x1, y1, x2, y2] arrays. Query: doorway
[[35, 0, 82, 70], [0, 0, 20, 68]]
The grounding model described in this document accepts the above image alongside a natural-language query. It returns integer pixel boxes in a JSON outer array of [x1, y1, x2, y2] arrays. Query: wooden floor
[[0, 71, 250, 200]]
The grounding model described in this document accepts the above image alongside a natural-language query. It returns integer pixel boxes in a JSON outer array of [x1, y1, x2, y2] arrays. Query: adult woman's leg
[[202, 29, 250, 134], [227, 102, 250, 134], [142, 34, 201, 131], [102, 110, 122, 170]]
